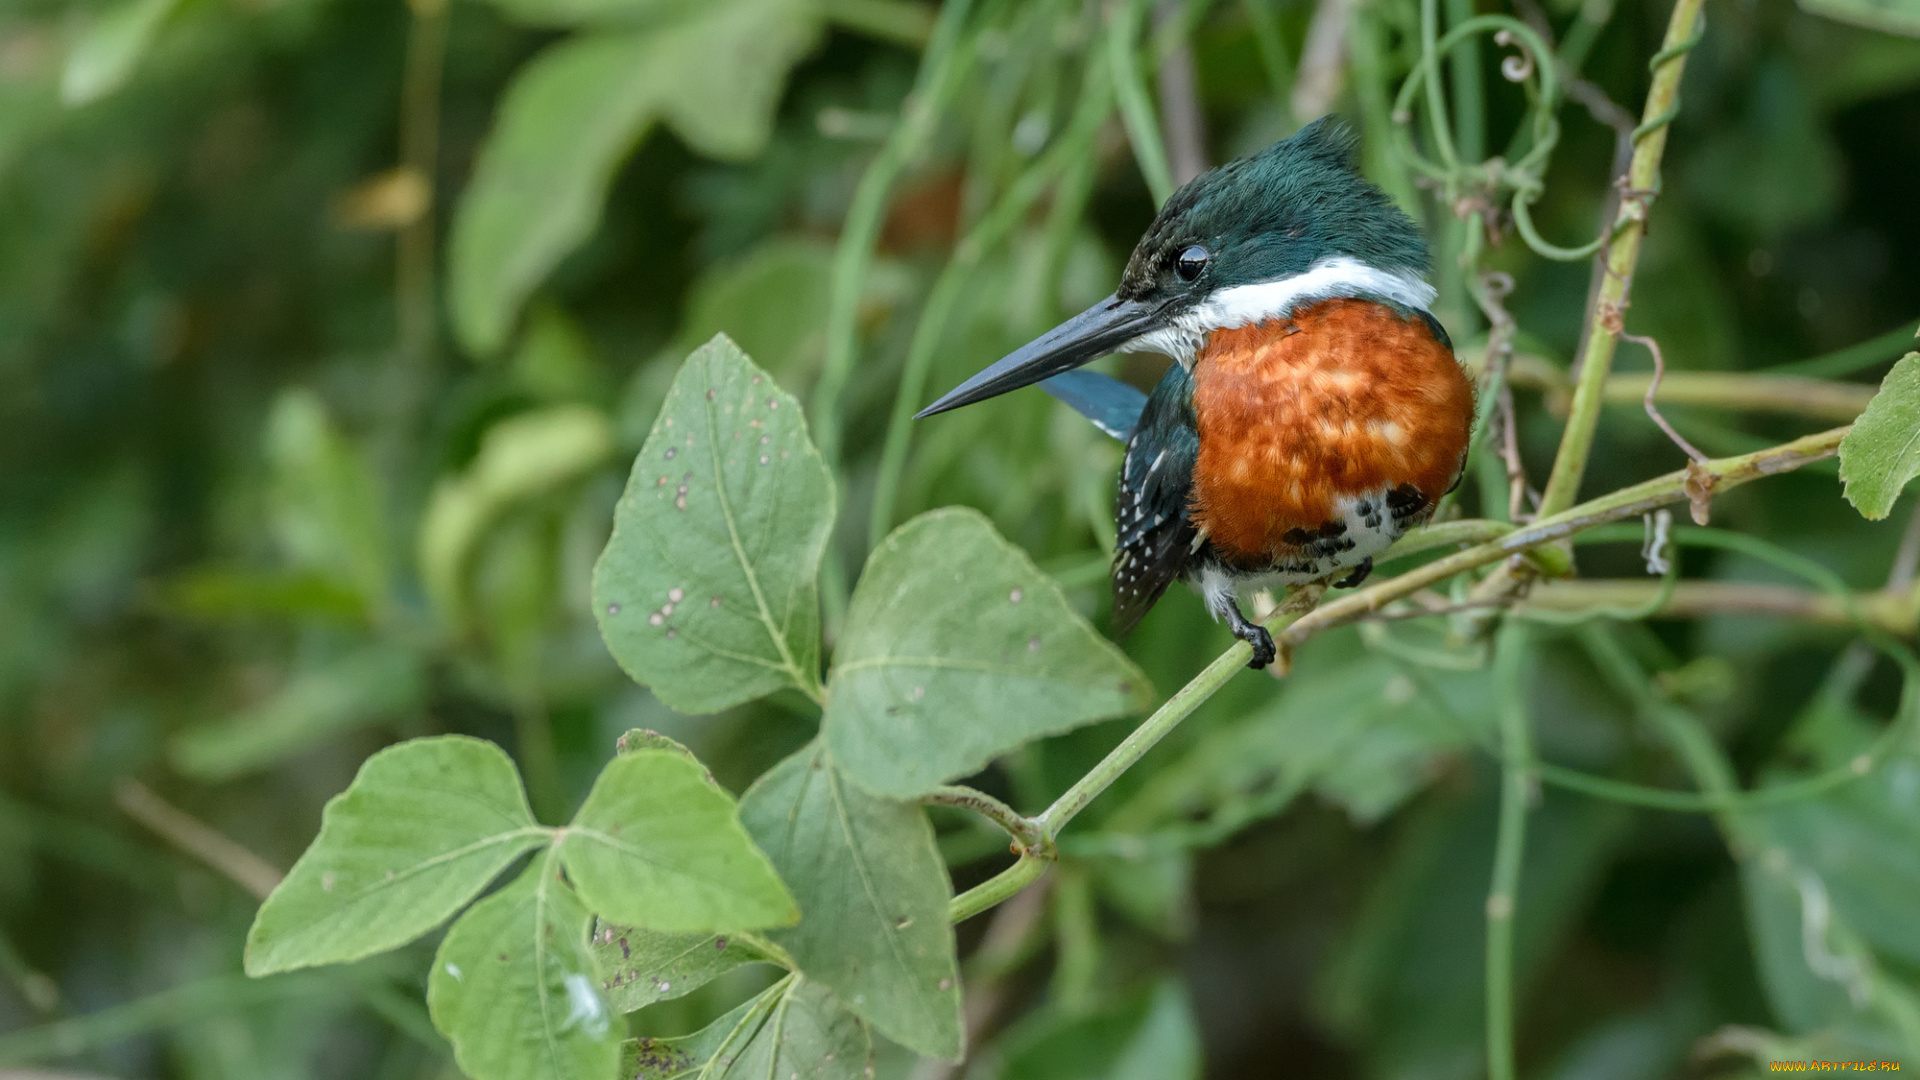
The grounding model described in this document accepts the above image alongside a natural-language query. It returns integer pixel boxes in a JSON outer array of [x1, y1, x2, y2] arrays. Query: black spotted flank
[[1386, 483, 1427, 520]]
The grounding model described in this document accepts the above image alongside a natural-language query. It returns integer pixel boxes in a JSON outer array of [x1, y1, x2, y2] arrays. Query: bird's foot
[[1224, 599, 1277, 669], [1333, 556, 1373, 589]]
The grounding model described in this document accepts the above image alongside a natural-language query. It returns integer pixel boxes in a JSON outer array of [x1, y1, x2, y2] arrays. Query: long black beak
[[915, 293, 1167, 418]]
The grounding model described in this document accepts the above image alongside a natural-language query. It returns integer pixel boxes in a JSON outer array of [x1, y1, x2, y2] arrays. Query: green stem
[[1486, 621, 1534, 1080], [950, 850, 1052, 923], [1766, 318, 1920, 379], [1037, 640, 1253, 834], [923, 785, 1047, 852], [1241, 0, 1295, 112], [1535, 0, 1706, 516], [378, 0, 447, 484], [811, 0, 977, 469], [1418, 0, 1460, 172], [1108, 0, 1175, 206], [1445, 0, 1485, 164], [868, 55, 1112, 548], [1348, 5, 1423, 216]]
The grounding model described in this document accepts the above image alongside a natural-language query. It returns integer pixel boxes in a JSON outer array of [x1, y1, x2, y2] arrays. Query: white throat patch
[[1120, 255, 1436, 368]]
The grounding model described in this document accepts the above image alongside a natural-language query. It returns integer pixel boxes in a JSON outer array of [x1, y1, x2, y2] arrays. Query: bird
[[916, 119, 1474, 670]]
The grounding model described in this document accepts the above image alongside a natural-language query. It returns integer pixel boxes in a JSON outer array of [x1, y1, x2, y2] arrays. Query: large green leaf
[[428, 859, 619, 1080], [1839, 352, 1920, 520], [171, 647, 424, 780], [590, 921, 777, 1013], [738, 743, 963, 1061], [624, 975, 870, 1079], [825, 508, 1152, 798], [1755, 753, 1920, 968], [244, 736, 548, 975], [558, 748, 797, 932], [447, 2, 821, 354], [593, 335, 833, 712], [1799, 0, 1920, 36]]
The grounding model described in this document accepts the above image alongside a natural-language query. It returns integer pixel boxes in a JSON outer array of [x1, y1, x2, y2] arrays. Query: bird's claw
[[1224, 600, 1277, 669], [1334, 556, 1373, 589]]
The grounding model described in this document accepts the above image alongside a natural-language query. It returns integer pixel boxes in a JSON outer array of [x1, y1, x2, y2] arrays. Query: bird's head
[[918, 117, 1434, 418]]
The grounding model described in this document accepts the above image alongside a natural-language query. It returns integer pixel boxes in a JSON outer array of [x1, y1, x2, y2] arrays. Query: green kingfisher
[[917, 119, 1473, 669]]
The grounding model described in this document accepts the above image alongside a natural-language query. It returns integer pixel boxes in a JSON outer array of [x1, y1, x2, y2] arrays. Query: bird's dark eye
[[1175, 245, 1209, 282]]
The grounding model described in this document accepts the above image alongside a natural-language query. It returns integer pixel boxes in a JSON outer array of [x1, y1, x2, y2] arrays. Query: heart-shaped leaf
[[825, 507, 1153, 797], [738, 743, 962, 1061], [624, 975, 870, 1079], [558, 748, 797, 932], [244, 736, 547, 975], [594, 335, 833, 712], [447, 3, 821, 354], [428, 858, 618, 1080], [590, 922, 778, 1014], [1839, 351, 1920, 520]]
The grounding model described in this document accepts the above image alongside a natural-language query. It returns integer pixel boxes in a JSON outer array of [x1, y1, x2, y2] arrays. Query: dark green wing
[[1112, 364, 1200, 636]]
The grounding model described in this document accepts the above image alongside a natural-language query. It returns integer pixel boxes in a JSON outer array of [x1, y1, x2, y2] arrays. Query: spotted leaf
[[623, 975, 870, 1079], [593, 334, 833, 712], [738, 743, 962, 1061], [825, 507, 1153, 798], [428, 858, 618, 1080], [243, 736, 547, 976]]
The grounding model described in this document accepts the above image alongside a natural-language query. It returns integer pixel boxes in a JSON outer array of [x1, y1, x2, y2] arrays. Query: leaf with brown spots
[[623, 975, 870, 1080], [826, 508, 1154, 798], [739, 743, 963, 1061], [593, 334, 834, 712]]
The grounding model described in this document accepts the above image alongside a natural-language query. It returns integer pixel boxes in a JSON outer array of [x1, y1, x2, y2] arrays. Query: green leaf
[[1755, 753, 1920, 968], [593, 335, 833, 712], [264, 389, 390, 608], [60, 0, 185, 105], [171, 647, 424, 780], [589, 921, 777, 1013], [825, 508, 1152, 798], [244, 736, 548, 976], [1799, 0, 1920, 37], [558, 748, 797, 932], [624, 975, 871, 1080], [1839, 352, 1920, 519], [738, 743, 962, 1060], [447, 3, 821, 354], [418, 404, 613, 626], [428, 858, 619, 1080]]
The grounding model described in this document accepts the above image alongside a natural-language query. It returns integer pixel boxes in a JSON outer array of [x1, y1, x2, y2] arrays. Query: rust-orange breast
[[1189, 297, 1473, 566]]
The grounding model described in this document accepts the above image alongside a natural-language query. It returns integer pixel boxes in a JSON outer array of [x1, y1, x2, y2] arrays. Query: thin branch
[[1624, 331, 1709, 464], [1518, 579, 1918, 636], [1485, 623, 1535, 1080], [1283, 426, 1848, 648], [1486, 352, 1878, 423], [922, 786, 1047, 853], [1536, 0, 1707, 516], [114, 779, 284, 900]]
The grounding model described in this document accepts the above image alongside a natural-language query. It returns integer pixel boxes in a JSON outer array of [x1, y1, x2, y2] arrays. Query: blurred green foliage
[[4, 0, 1920, 1076]]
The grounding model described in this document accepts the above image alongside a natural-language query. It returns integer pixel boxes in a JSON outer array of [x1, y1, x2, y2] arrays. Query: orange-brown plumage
[[1189, 298, 1472, 566]]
